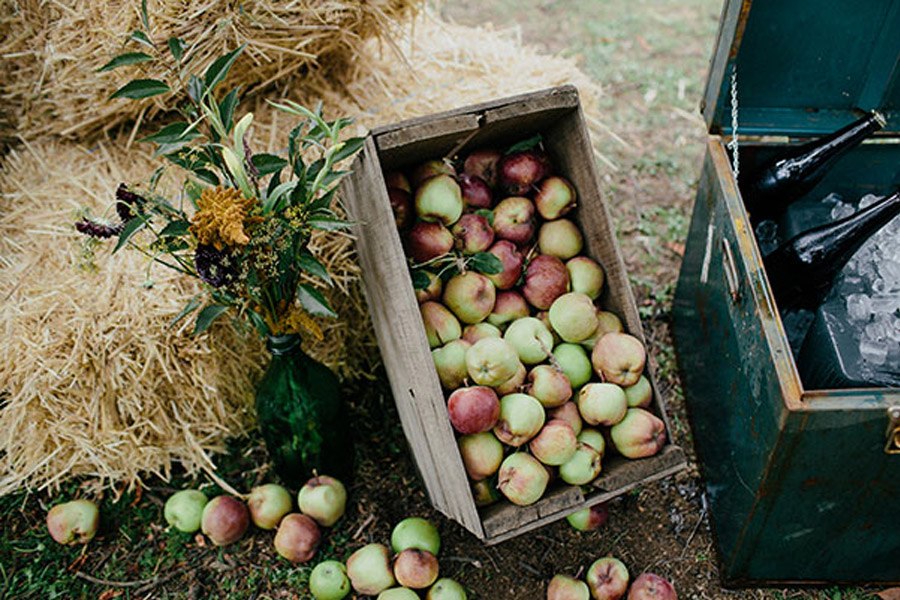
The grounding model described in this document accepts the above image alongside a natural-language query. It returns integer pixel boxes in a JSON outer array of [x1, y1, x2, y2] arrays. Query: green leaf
[[411, 270, 431, 290], [219, 88, 240, 133], [505, 134, 543, 154], [187, 75, 204, 102], [148, 166, 165, 191], [167, 37, 185, 62], [130, 30, 154, 48], [113, 217, 146, 253], [221, 146, 253, 198], [193, 304, 229, 334], [169, 296, 202, 328], [251, 153, 288, 177], [332, 137, 364, 163], [298, 251, 332, 286], [307, 187, 337, 212], [204, 45, 245, 91], [97, 52, 153, 72], [297, 284, 336, 318], [192, 168, 219, 186], [110, 79, 170, 100], [139, 121, 200, 144], [158, 219, 191, 237], [140, 0, 149, 30], [469, 252, 503, 275], [475, 208, 495, 226], [247, 309, 270, 336], [308, 217, 353, 231]]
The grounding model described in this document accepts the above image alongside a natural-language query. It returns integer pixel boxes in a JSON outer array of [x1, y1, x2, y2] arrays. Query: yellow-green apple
[[458, 431, 504, 480], [627, 573, 677, 600], [566, 256, 605, 300], [298, 475, 347, 527], [523, 255, 570, 310], [407, 222, 453, 263], [610, 408, 666, 458], [493, 196, 536, 245], [201, 495, 249, 546], [464, 148, 502, 188], [391, 517, 441, 555], [577, 428, 606, 455], [497, 452, 550, 505], [552, 343, 593, 388], [458, 173, 493, 209], [498, 150, 551, 195], [443, 272, 496, 324], [247, 484, 292, 530], [46, 499, 99, 545], [592, 333, 646, 386], [472, 477, 501, 506], [488, 290, 529, 329], [495, 362, 527, 395], [530, 419, 578, 466], [549, 292, 600, 343], [586, 557, 629, 600], [385, 171, 411, 193], [348, 543, 396, 595], [494, 393, 545, 446], [451, 213, 494, 254], [310, 560, 351, 600], [535, 176, 577, 220], [549, 401, 583, 436], [465, 337, 521, 386], [567, 503, 609, 532], [580, 311, 625, 351], [578, 383, 628, 427], [415, 271, 443, 304], [432, 339, 471, 389], [623, 375, 653, 408], [548, 574, 590, 600], [527, 364, 572, 408], [416, 174, 463, 225], [538, 219, 584, 260], [504, 317, 554, 364], [447, 386, 500, 434], [394, 549, 439, 589], [428, 578, 468, 600], [411, 160, 454, 187], [164, 489, 208, 533], [379, 588, 420, 600], [274, 513, 320, 562], [388, 187, 413, 230], [559, 443, 603, 485], [420, 302, 461, 349], [485, 240, 524, 289], [462, 322, 501, 344]]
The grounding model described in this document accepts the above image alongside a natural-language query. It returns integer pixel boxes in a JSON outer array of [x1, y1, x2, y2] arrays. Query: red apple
[[201, 495, 249, 546], [493, 196, 536, 245], [549, 401, 583, 436], [586, 557, 629, 600], [388, 187, 413, 230], [415, 271, 443, 304], [420, 302, 461, 348], [498, 150, 551, 195], [407, 222, 453, 263], [535, 176, 577, 220], [464, 149, 502, 188], [628, 573, 677, 600], [274, 513, 320, 563], [394, 549, 440, 589], [566, 502, 609, 531], [487, 290, 529, 329], [451, 213, 494, 254], [530, 419, 578, 466], [458, 431, 504, 480], [610, 408, 666, 459], [523, 255, 570, 310], [411, 160, 455, 187], [485, 240, 524, 290], [592, 333, 646, 387], [527, 364, 572, 408], [538, 218, 584, 260], [495, 362, 527, 396], [385, 171, 411, 193], [443, 271, 496, 324], [447, 386, 500, 434], [458, 173, 493, 209], [415, 174, 463, 225]]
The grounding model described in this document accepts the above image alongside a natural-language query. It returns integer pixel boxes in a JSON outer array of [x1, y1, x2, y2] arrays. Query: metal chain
[[727, 64, 739, 178]]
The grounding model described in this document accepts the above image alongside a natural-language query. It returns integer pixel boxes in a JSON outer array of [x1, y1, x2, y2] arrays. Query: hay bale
[[0, 0, 418, 141], [0, 14, 605, 494]]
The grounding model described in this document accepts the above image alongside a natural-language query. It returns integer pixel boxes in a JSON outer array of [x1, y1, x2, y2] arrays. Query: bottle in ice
[[741, 111, 886, 220], [764, 190, 900, 312]]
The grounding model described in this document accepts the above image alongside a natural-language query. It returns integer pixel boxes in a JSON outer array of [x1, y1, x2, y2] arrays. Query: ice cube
[[859, 338, 889, 366], [869, 295, 900, 315], [831, 203, 855, 220], [821, 192, 844, 206], [878, 260, 900, 290], [846, 293, 871, 321], [872, 278, 888, 294], [859, 194, 884, 209], [865, 320, 890, 341]]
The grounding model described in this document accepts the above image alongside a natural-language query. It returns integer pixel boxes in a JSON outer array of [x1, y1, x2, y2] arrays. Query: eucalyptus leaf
[[221, 146, 253, 198], [193, 304, 229, 334], [113, 217, 146, 253], [251, 153, 288, 177], [469, 252, 504, 275], [308, 217, 353, 231], [139, 121, 200, 144], [140, 0, 149, 30], [158, 219, 191, 237], [187, 75, 204, 102], [130, 30, 154, 48], [166, 37, 185, 62], [169, 296, 202, 328], [110, 79, 170, 100], [97, 52, 153, 72], [505, 134, 543, 154], [192, 168, 219, 186], [219, 88, 240, 133], [298, 251, 332, 286], [332, 137, 364, 163], [297, 284, 336, 318], [204, 45, 245, 91]]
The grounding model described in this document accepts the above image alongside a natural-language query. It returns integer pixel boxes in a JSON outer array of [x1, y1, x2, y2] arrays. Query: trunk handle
[[722, 238, 741, 304]]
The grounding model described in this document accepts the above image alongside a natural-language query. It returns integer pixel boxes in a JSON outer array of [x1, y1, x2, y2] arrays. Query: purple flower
[[75, 218, 123, 239], [115, 183, 146, 222], [194, 244, 237, 288]]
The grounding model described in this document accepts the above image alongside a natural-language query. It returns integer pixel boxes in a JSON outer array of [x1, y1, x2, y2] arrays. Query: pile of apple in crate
[[388, 140, 666, 509]]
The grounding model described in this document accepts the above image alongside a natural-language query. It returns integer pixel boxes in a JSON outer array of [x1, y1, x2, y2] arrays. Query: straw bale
[[0, 14, 606, 494]]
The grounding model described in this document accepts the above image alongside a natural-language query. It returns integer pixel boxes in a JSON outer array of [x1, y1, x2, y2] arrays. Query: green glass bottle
[[255, 334, 353, 487]]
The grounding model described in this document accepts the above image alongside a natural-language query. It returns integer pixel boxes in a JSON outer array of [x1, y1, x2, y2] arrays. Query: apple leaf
[[469, 252, 503, 275], [474, 209, 494, 226], [505, 134, 543, 155], [411, 270, 431, 290]]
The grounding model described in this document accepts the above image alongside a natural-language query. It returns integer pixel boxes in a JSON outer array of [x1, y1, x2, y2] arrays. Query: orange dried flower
[[190, 186, 262, 250]]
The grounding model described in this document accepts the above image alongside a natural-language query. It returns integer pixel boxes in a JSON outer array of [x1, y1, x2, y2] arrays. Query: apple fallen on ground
[[347, 543, 396, 595], [497, 452, 550, 506], [547, 574, 590, 600], [164, 489, 208, 533], [47, 499, 99, 545], [310, 560, 351, 600], [586, 557, 630, 600], [247, 483, 292, 530], [394, 549, 440, 589], [379, 588, 420, 600], [298, 475, 347, 527], [566, 502, 609, 532], [274, 513, 320, 563], [427, 577, 468, 600], [627, 573, 677, 600], [201, 495, 249, 546], [391, 517, 441, 555]]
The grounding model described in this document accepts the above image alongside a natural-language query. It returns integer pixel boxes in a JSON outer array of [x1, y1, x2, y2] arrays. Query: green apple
[[623, 375, 653, 408], [495, 362, 527, 395], [559, 443, 603, 485], [465, 337, 521, 386], [566, 256, 605, 300], [552, 343, 592, 388], [497, 452, 550, 506], [46, 499, 99, 545], [379, 589, 420, 600], [391, 517, 441, 555], [494, 393, 545, 447], [578, 383, 628, 427], [298, 475, 347, 527], [458, 431, 504, 480], [538, 218, 583, 260], [547, 574, 590, 600], [549, 292, 599, 343], [310, 560, 351, 600], [415, 174, 463, 225], [164, 489, 208, 533], [247, 484, 292, 530], [347, 543, 395, 595], [504, 317, 554, 364], [443, 271, 496, 324], [577, 428, 606, 455], [432, 339, 471, 390], [534, 176, 577, 220], [420, 302, 462, 349], [427, 577, 468, 599]]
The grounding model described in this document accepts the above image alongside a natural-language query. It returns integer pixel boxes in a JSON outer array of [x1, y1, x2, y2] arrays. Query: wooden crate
[[341, 86, 686, 544]]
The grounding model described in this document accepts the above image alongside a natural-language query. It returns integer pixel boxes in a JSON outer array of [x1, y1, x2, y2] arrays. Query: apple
[[623, 375, 653, 408], [549, 293, 600, 343], [298, 475, 347, 527], [310, 560, 351, 600], [530, 419, 578, 466], [432, 339, 471, 389], [547, 574, 590, 600], [164, 489, 208, 533], [485, 240, 525, 289], [46, 499, 99, 545], [471, 477, 502, 506], [388, 187, 413, 230], [559, 443, 603, 485], [498, 150, 551, 195], [458, 431, 504, 480], [535, 310, 561, 345], [497, 452, 550, 506], [594, 311, 624, 337], [527, 364, 572, 408], [549, 402, 583, 436], [379, 589, 420, 600], [464, 148, 502, 188], [466, 337, 521, 386], [462, 322, 501, 344], [458, 173, 493, 209], [586, 557, 629, 600], [577, 428, 606, 455], [394, 549, 439, 589], [552, 343, 593, 388], [391, 517, 441, 555], [535, 176, 577, 220], [566, 502, 609, 531], [452, 213, 494, 254], [492, 196, 536, 245], [416, 174, 463, 225], [566, 257, 605, 300], [385, 171, 411, 193], [348, 543, 396, 595], [274, 513, 320, 563], [538, 219, 584, 260], [610, 408, 666, 459], [444, 271, 496, 324], [247, 483, 292, 530], [428, 577, 468, 600], [411, 160, 455, 187], [447, 386, 500, 434], [421, 302, 461, 348], [592, 333, 646, 387], [578, 383, 628, 427], [627, 573, 677, 600], [504, 317, 554, 364], [415, 271, 443, 304], [407, 222, 454, 263], [487, 290, 529, 329], [495, 362, 527, 395], [523, 255, 570, 310], [201, 495, 249, 546], [494, 393, 545, 446]]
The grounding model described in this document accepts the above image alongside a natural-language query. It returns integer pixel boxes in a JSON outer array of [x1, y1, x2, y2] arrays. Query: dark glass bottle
[[742, 112, 886, 220], [764, 191, 900, 311], [255, 334, 353, 487]]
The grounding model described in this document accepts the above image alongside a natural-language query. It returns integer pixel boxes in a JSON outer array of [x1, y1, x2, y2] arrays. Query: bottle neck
[[266, 334, 302, 356], [783, 112, 885, 173]]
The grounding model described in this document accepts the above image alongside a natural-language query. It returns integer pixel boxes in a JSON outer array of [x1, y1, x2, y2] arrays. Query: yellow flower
[[280, 306, 324, 341], [190, 186, 262, 250]]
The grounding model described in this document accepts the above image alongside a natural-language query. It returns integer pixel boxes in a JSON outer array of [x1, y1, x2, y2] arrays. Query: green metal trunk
[[673, 0, 900, 585]]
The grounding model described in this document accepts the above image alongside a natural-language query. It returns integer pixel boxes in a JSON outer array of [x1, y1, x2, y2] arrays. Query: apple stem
[[537, 338, 564, 372], [444, 129, 480, 163]]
